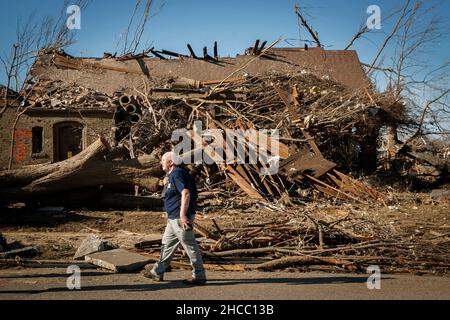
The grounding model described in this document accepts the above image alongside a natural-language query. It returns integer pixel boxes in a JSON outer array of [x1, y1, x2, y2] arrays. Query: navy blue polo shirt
[[164, 167, 197, 219]]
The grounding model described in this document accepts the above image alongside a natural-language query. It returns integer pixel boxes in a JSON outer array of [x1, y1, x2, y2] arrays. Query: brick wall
[[0, 108, 114, 170]]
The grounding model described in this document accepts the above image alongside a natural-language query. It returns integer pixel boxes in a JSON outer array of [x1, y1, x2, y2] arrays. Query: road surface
[[0, 267, 449, 300]]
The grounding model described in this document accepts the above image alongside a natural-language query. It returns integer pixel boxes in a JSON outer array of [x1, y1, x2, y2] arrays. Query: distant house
[[0, 46, 371, 169]]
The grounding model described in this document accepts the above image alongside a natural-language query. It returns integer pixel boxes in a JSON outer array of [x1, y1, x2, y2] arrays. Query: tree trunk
[[0, 136, 111, 188], [0, 136, 164, 205], [386, 124, 400, 160]]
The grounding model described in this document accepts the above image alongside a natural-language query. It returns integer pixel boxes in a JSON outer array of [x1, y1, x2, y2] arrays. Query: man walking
[[143, 151, 206, 285]]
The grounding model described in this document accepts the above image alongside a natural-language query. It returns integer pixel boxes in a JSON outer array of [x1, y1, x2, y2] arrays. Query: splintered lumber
[[304, 173, 364, 203], [203, 263, 245, 271], [186, 129, 263, 200], [53, 54, 146, 75], [279, 149, 336, 178], [194, 221, 221, 241], [210, 218, 224, 235], [203, 247, 279, 258], [331, 170, 385, 201], [251, 256, 353, 270]]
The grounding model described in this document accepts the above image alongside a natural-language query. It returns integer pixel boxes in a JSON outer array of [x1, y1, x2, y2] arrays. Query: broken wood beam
[[187, 44, 197, 58], [252, 39, 260, 55], [194, 221, 220, 241], [150, 49, 167, 60], [134, 238, 163, 249], [159, 49, 188, 58], [250, 255, 352, 271], [186, 128, 263, 200], [304, 173, 365, 204], [258, 41, 267, 55], [214, 41, 218, 59]]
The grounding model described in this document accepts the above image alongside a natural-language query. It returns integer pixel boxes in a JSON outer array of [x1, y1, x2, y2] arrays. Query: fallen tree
[[0, 136, 163, 204]]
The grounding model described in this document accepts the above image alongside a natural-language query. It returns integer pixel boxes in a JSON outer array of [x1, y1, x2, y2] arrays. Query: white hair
[[163, 151, 182, 166]]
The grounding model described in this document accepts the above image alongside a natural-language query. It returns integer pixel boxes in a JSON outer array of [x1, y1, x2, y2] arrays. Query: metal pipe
[[126, 103, 137, 114], [120, 95, 131, 107], [130, 113, 141, 123]]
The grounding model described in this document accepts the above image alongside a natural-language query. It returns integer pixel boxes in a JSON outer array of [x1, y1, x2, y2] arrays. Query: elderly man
[[143, 151, 206, 285]]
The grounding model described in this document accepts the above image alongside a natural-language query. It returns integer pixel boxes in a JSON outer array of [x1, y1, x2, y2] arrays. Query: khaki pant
[[152, 218, 206, 280]]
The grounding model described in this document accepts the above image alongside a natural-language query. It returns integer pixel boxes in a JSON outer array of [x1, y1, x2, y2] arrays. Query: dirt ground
[[0, 191, 449, 274]]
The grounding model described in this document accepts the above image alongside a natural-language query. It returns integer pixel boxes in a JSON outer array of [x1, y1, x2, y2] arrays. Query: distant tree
[[0, 0, 89, 113], [347, 0, 449, 160]]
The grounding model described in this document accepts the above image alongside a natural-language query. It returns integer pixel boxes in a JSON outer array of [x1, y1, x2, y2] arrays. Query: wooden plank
[[333, 169, 383, 200], [273, 84, 320, 157], [236, 120, 276, 196], [227, 166, 263, 199], [208, 121, 265, 199], [246, 124, 289, 159], [53, 55, 146, 75], [279, 149, 336, 178], [331, 172, 371, 198], [305, 174, 365, 204], [187, 130, 263, 199], [314, 185, 349, 200], [194, 221, 220, 241], [300, 129, 323, 158], [326, 173, 366, 199]]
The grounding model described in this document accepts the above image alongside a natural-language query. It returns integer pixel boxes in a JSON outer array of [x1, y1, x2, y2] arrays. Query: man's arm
[[180, 188, 191, 227]]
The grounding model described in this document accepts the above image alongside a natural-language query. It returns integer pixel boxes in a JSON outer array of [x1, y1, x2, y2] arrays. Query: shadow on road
[[0, 270, 394, 295], [0, 271, 113, 279]]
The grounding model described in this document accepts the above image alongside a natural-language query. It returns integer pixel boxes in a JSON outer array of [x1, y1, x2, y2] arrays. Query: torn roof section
[[30, 46, 371, 97]]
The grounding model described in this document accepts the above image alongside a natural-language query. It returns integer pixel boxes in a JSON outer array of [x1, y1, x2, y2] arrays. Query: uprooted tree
[[0, 136, 163, 205], [344, 0, 450, 183]]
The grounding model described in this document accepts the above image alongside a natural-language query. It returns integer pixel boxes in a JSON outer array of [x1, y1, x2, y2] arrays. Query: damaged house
[[0, 44, 373, 171]]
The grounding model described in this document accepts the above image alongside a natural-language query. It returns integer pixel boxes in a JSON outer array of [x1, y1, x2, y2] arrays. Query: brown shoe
[[143, 269, 163, 281]]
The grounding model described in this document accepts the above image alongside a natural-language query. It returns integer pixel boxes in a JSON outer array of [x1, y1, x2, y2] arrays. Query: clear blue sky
[[1, 0, 449, 89]]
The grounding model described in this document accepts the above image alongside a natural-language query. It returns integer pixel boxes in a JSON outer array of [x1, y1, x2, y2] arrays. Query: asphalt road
[[0, 267, 449, 300]]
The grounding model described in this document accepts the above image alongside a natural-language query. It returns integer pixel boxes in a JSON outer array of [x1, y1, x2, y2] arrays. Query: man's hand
[[180, 188, 191, 229]]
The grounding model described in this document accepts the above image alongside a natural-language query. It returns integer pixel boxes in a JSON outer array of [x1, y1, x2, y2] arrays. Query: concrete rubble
[[85, 249, 151, 272]]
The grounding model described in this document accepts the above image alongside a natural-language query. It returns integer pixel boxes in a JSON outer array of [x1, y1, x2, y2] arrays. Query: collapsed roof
[[30, 46, 371, 97]]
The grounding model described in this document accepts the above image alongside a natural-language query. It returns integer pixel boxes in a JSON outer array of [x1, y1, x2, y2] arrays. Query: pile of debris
[[2, 69, 395, 206], [134, 202, 449, 274], [0, 233, 40, 260], [116, 70, 390, 204], [2, 48, 448, 274], [27, 80, 117, 110]]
